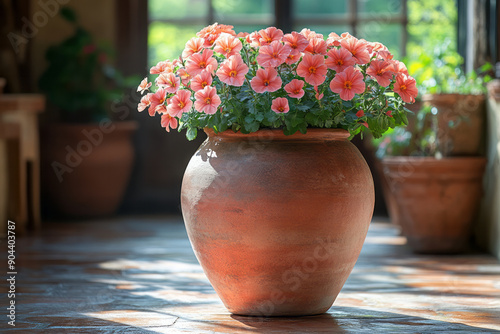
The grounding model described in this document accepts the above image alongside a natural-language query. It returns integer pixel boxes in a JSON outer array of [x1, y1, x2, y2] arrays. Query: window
[[148, 0, 408, 66]]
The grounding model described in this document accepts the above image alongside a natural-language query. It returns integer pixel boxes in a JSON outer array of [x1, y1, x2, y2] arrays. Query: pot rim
[[203, 128, 350, 141]]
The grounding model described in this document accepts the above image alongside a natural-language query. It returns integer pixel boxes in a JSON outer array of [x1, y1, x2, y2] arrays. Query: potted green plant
[[38, 8, 138, 218], [374, 103, 487, 254], [136, 23, 417, 316], [407, 42, 492, 156]]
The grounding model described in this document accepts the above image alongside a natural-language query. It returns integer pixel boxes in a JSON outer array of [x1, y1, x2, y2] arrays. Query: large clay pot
[[40, 121, 137, 217], [181, 129, 374, 316], [381, 157, 486, 253], [423, 94, 486, 156]]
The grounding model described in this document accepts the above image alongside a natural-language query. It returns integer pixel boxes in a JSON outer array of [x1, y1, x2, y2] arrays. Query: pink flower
[[194, 86, 221, 114], [176, 68, 192, 86], [216, 54, 249, 87], [256, 40, 291, 68], [185, 49, 218, 76], [390, 60, 409, 75], [304, 37, 328, 55], [283, 32, 309, 53], [356, 110, 365, 118], [326, 32, 341, 47], [156, 73, 180, 93], [258, 27, 283, 45], [182, 37, 204, 59], [137, 94, 151, 112], [300, 28, 323, 40], [296, 53, 327, 86], [271, 97, 289, 113], [314, 86, 324, 100], [197, 23, 236, 48], [285, 51, 301, 65], [250, 67, 282, 93], [329, 66, 366, 101], [167, 90, 193, 117], [191, 71, 213, 91], [377, 50, 393, 61], [214, 33, 242, 58], [150, 60, 174, 74], [394, 73, 418, 103], [341, 36, 371, 64], [160, 112, 178, 132], [386, 110, 393, 117], [137, 77, 152, 93], [284, 79, 305, 98], [367, 60, 393, 87], [149, 88, 167, 116], [325, 48, 356, 73]]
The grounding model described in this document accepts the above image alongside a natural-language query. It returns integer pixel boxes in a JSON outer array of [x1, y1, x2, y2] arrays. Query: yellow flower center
[[263, 80, 270, 86], [178, 101, 185, 108], [229, 70, 237, 77], [336, 59, 344, 66], [199, 61, 206, 68], [344, 81, 352, 89], [205, 97, 211, 105], [400, 84, 407, 91], [309, 66, 317, 74]]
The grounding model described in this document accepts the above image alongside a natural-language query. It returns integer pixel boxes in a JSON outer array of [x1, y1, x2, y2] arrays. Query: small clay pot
[[181, 128, 374, 316], [381, 156, 486, 253]]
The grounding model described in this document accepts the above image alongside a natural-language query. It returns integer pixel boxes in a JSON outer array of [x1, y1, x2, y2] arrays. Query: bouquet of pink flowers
[[137, 23, 418, 140]]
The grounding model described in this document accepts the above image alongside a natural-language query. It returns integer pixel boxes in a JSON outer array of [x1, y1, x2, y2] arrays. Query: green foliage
[[38, 7, 134, 123]]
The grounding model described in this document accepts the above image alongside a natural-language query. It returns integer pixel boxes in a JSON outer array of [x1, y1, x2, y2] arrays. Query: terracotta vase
[[40, 121, 137, 217], [422, 94, 486, 156], [381, 157, 486, 253], [181, 129, 374, 316]]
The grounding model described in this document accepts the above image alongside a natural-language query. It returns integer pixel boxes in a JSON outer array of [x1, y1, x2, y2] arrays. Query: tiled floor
[[2, 216, 500, 333]]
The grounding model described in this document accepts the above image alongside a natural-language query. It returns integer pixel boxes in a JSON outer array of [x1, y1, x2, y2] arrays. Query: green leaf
[[186, 127, 197, 141]]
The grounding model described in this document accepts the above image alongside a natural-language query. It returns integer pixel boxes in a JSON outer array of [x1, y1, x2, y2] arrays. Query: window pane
[[149, 0, 208, 20], [358, 23, 402, 58], [358, 0, 402, 14], [213, 0, 272, 15], [148, 23, 203, 67], [294, 0, 347, 16], [293, 25, 351, 37]]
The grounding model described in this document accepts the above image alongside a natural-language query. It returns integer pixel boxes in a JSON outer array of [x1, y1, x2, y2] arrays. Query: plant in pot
[[407, 41, 492, 156], [374, 101, 487, 254], [38, 7, 138, 218], [137, 23, 418, 316]]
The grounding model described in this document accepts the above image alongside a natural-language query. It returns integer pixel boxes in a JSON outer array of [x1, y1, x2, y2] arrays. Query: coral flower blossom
[[197, 23, 235, 47], [250, 67, 282, 93], [271, 97, 289, 113], [300, 28, 323, 40], [366, 60, 393, 87], [329, 66, 366, 101], [394, 73, 418, 103], [285, 51, 301, 65], [216, 54, 249, 87], [258, 27, 283, 45], [191, 71, 213, 91], [314, 86, 324, 100], [356, 110, 365, 118], [390, 60, 409, 75], [185, 49, 218, 76], [160, 112, 178, 132], [296, 53, 327, 86], [256, 40, 291, 68], [176, 68, 192, 86], [149, 88, 167, 116], [304, 37, 328, 55], [150, 60, 174, 74], [137, 94, 151, 112], [137, 77, 151, 93], [326, 32, 341, 47], [341, 36, 371, 64], [284, 79, 305, 99], [325, 48, 356, 73], [156, 72, 181, 93], [214, 33, 242, 58], [182, 37, 204, 59], [194, 85, 221, 115], [283, 32, 309, 53], [167, 90, 193, 117]]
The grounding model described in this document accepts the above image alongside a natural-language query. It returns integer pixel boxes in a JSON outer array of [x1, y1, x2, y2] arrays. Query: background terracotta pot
[[423, 94, 486, 156], [41, 121, 137, 218], [381, 156, 486, 253], [181, 129, 374, 316]]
